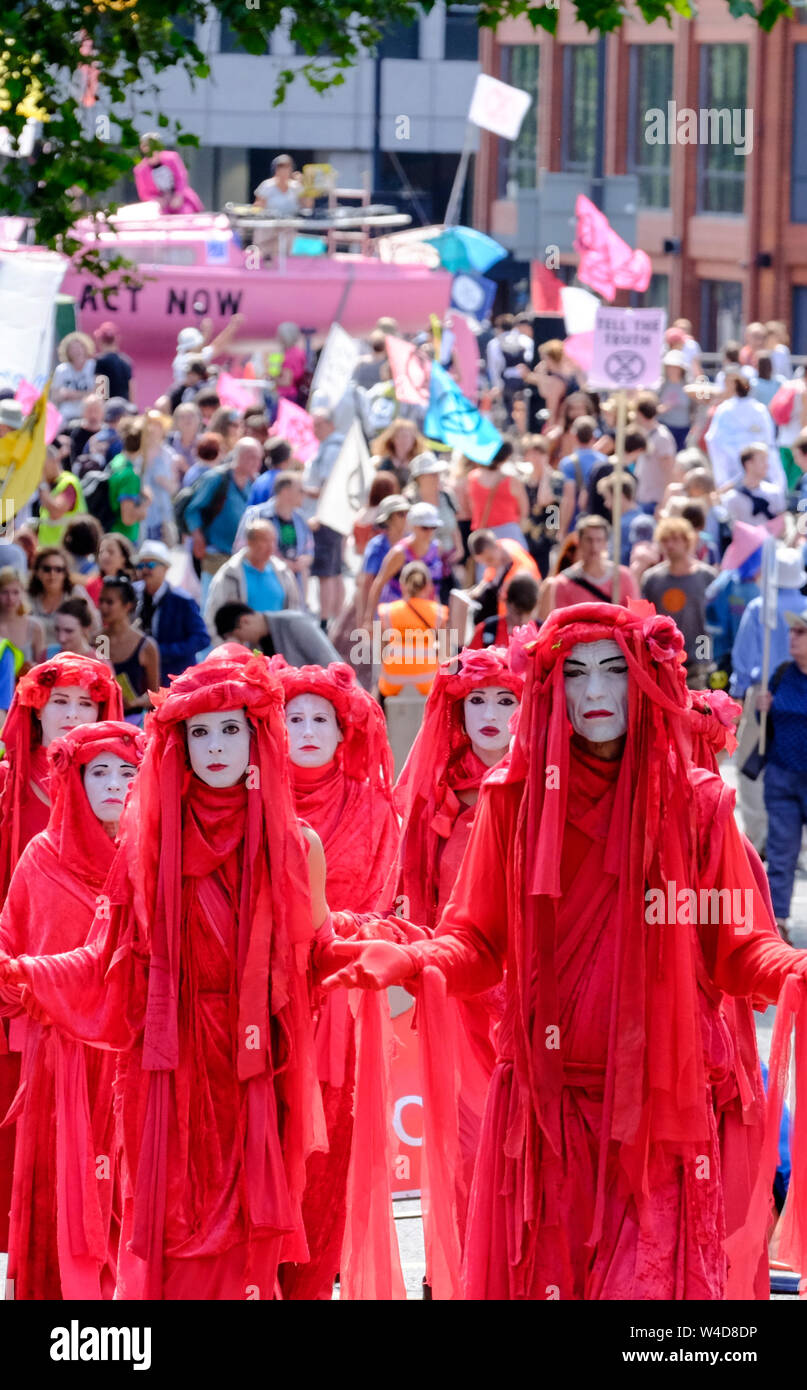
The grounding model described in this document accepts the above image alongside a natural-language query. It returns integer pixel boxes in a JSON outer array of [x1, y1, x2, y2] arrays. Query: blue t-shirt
[[243, 560, 285, 613], [768, 662, 807, 772], [362, 533, 390, 577], [559, 447, 608, 490], [184, 471, 251, 555], [0, 643, 15, 713], [248, 472, 277, 506]]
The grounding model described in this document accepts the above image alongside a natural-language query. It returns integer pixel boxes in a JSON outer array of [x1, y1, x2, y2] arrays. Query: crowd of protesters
[[1, 308, 807, 934]]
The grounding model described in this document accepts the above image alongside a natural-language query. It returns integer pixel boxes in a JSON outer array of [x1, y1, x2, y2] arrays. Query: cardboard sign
[[589, 306, 667, 391], [468, 73, 531, 142]]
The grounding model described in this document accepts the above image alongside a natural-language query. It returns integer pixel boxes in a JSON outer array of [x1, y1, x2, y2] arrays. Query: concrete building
[[140, 5, 480, 226], [472, 4, 807, 352]]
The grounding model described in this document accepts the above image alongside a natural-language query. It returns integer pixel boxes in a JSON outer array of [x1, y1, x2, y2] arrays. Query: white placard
[[0, 250, 67, 391], [589, 306, 667, 391], [309, 322, 360, 411], [315, 418, 374, 537], [468, 73, 531, 142]]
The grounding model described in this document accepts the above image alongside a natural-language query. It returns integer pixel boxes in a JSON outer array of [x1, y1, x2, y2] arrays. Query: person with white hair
[[52, 333, 97, 424]]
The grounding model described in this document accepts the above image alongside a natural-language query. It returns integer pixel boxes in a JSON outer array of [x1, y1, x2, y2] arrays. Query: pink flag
[[15, 381, 61, 444], [444, 312, 479, 403], [563, 332, 594, 374], [217, 371, 260, 413], [270, 397, 318, 463], [574, 195, 652, 303], [530, 262, 564, 315], [385, 335, 431, 407]]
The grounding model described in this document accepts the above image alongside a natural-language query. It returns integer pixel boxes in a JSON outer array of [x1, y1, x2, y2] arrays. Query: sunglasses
[[136, 561, 161, 571], [40, 564, 67, 574]]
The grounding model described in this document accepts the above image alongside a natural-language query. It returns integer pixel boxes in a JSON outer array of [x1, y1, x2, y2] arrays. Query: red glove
[[320, 939, 418, 993]]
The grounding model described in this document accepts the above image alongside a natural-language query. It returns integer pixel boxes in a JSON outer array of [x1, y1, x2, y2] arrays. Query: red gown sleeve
[[699, 811, 807, 1004]]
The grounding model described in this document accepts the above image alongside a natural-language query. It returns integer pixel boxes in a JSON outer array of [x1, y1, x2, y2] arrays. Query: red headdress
[[0, 655, 123, 897], [45, 721, 145, 892], [500, 600, 730, 1281], [269, 658, 394, 792], [392, 644, 525, 927]]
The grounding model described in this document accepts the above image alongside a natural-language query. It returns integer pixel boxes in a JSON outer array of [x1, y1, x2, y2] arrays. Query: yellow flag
[[0, 382, 50, 522], [430, 313, 442, 355]]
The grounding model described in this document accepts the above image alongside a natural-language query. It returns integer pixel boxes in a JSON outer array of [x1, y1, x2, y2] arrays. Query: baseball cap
[[136, 541, 172, 567], [785, 610, 807, 631], [663, 350, 686, 368], [407, 501, 441, 529], [0, 401, 24, 430], [409, 451, 447, 479], [776, 547, 807, 590], [94, 321, 117, 344], [177, 327, 204, 351], [375, 495, 411, 525]]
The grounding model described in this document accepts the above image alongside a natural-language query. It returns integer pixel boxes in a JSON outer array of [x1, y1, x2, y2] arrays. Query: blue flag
[[424, 362, 502, 466]]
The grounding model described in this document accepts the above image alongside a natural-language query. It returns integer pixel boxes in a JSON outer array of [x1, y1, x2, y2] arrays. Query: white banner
[[560, 285, 600, 335], [315, 418, 374, 537], [309, 322, 360, 412], [0, 250, 67, 391], [468, 73, 531, 142]]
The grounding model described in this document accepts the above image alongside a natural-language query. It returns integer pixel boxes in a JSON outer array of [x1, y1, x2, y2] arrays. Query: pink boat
[[57, 203, 453, 405]]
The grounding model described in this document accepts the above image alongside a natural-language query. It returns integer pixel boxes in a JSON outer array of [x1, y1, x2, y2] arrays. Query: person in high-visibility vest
[[36, 445, 87, 549], [377, 560, 448, 700]]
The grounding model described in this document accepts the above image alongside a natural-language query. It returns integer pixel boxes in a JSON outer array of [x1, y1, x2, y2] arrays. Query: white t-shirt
[[52, 359, 97, 423], [254, 180, 302, 218]]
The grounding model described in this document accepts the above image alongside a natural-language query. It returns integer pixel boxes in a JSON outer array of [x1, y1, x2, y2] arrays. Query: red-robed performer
[[0, 647, 344, 1299], [0, 722, 144, 1299], [324, 602, 807, 1300], [272, 659, 399, 1301], [381, 646, 524, 1257], [0, 655, 122, 1256]]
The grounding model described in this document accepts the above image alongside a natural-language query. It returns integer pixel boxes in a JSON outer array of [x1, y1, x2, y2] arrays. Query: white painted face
[[285, 693, 343, 768], [563, 639, 629, 743], [82, 753, 138, 825], [40, 686, 100, 747], [463, 686, 520, 757], [185, 708, 251, 787]]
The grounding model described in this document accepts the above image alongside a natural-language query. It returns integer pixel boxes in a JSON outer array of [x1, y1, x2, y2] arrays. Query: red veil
[[0, 721, 144, 1299], [0, 656, 122, 1254], [0, 654, 124, 898], [270, 659, 399, 1300], [387, 645, 525, 926]]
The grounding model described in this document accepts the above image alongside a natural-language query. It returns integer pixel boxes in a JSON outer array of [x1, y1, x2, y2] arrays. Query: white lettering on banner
[[393, 1095, 423, 1147], [589, 306, 667, 391]]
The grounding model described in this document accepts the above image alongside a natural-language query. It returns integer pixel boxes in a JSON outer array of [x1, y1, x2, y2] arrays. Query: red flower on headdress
[[642, 614, 686, 664]]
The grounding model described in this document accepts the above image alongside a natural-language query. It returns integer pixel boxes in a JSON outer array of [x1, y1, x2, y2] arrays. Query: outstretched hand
[[321, 939, 415, 993], [0, 950, 24, 987]]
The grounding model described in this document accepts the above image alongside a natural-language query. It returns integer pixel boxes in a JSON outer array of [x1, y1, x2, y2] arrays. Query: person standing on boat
[[253, 155, 309, 263], [134, 134, 203, 214]]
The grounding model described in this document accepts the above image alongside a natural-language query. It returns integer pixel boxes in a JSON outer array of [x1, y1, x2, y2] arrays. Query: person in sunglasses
[[27, 546, 99, 652], [134, 541, 209, 683]]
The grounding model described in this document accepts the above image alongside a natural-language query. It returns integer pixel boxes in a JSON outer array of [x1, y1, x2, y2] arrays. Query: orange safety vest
[[378, 597, 446, 693]]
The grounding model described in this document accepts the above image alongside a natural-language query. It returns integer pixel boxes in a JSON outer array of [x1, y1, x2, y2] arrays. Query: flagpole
[[758, 535, 777, 756], [444, 122, 475, 229], [611, 389, 626, 603]]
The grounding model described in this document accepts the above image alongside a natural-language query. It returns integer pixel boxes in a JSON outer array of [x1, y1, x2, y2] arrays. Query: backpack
[[174, 466, 231, 538], [81, 470, 115, 533], [769, 382, 797, 427]]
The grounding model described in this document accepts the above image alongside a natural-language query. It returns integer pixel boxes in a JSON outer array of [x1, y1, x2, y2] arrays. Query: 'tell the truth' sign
[[589, 306, 667, 390]]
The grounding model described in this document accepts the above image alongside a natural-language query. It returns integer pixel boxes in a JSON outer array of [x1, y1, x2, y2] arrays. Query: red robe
[[406, 748, 801, 1299], [0, 828, 117, 1298], [281, 758, 398, 1301]]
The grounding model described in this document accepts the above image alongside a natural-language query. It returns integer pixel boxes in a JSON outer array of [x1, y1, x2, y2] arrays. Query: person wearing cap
[[731, 547, 807, 852], [0, 399, 24, 437], [358, 494, 410, 628], [170, 314, 245, 389], [36, 443, 88, 549], [756, 610, 807, 941], [134, 540, 209, 682], [365, 500, 444, 624], [52, 333, 97, 424], [93, 322, 134, 402], [405, 451, 461, 598], [657, 349, 691, 450], [91, 397, 138, 466]]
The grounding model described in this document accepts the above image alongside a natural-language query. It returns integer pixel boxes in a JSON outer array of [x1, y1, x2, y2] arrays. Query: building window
[[627, 45, 672, 209], [700, 279, 743, 351], [497, 46, 539, 196], [172, 15, 196, 43], [444, 6, 479, 62], [792, 286, 807, 355], [561, 45, 599, 176], [792, 46, 807, 222], [629, 273, 669, 311], [376, 18, 420, 59], [696, 44, 748, 216]]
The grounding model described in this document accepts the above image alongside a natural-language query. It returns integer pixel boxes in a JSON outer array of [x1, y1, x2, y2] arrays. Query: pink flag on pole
[[444, 312, 480, 403], [270, 397, 318, 463], [385, 335, 431, 407], [563, 332, 594, 374], [217, 371, 260, 413], [15, 381, 61, 444], [574, 195, 652, 303]]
